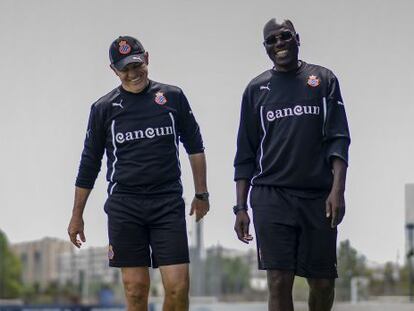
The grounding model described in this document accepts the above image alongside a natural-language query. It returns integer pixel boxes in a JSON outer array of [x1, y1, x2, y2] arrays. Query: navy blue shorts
[[250, 186, 338, 279], [104, 193, 189, 268]]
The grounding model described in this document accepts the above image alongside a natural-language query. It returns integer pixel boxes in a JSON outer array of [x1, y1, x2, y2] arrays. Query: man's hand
[[326, 189, 345, 228], [190, 197, 209, 222], [234, 210, 253, 243], [68, 216, 86, 248], [69, 187, 91, 248]]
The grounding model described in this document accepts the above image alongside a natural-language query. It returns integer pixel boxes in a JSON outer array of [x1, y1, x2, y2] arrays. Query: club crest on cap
[[108, 245, 114, 260], [307, 75, 320, 87], [154, 92, 167, 105], [119, 40, 131, 55]]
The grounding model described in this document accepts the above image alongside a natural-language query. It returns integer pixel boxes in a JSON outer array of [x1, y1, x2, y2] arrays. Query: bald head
[[262, 18, 300, 72], [263, 18, 296, 41]]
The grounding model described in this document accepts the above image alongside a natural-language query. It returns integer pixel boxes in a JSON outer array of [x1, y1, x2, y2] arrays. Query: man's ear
[[295, 33, 300, 47]]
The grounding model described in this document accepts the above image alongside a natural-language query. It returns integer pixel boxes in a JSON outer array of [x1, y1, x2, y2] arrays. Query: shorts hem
[[296, 270, 338, 279], [109, 261, 151, 268], [258, 264, 295, 271], [153, 257, 190, 268]]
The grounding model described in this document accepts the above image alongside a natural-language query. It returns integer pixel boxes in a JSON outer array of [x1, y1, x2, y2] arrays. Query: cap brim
[[113, 53, 145, 70]]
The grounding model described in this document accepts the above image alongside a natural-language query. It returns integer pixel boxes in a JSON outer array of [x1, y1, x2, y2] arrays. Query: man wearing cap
[[68, 36, 209, 311], [233, 19, 350, 311]]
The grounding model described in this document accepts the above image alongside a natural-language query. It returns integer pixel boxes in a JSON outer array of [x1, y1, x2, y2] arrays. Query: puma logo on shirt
[[260, 82, 271, 91], [112, 100, 124, 108]]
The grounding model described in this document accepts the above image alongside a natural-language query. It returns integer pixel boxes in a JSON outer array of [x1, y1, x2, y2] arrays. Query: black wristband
[[233, 205, 248, 215], [195, 192, 209, 201]]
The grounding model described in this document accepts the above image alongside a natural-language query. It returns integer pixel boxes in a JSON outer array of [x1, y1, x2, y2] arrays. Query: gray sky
[[1, 0, 413, 264]]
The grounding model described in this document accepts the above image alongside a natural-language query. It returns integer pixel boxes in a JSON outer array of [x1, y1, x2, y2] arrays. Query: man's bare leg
[[307, 278, 335, 311], [121, 267, 150, 311], [159, 263, 189, 311], [267, 270, 295, 311]]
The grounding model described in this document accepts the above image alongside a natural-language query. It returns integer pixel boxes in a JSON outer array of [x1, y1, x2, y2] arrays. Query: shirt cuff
[[326, 137, 350, 166], [234, 162, 256, 181]]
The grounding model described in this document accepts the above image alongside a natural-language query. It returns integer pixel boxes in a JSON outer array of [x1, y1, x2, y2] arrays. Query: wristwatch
[[233, 205, 248, 215], [195, 192, 209, 201]]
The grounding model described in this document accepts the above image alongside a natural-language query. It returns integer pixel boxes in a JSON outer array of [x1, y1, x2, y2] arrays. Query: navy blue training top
[[234, 61, 350, 197], [76, 80, 204, 195]]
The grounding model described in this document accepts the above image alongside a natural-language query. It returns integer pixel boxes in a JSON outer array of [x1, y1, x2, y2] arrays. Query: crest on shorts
[[119, 40, 131, 55], [307, 75, 320, 87], [108, 244, 115, 260], [154, 92, 167, 105]]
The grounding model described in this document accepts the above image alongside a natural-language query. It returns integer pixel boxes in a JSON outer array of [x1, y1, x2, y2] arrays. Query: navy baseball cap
[[109, 36, 146, 70]]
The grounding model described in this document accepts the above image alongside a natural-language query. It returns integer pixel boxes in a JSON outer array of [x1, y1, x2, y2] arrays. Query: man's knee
[[267, 270, 295, 294], [122, 268, 150, 304], [160, 263, 189, 302], [164, 279, 189, 301], [123, 279, 150, 302], [307, 278, 335, 295]]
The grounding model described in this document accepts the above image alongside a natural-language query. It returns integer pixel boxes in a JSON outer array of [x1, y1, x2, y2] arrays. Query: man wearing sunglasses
[[233, 18, 350, 311], [68, 35, 209, 311]]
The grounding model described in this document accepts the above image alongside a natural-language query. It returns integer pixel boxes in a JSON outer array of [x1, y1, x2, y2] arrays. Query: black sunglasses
[[264, 31, 294, 45]]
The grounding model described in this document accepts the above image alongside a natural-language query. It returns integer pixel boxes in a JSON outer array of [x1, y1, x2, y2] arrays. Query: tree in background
[[383, 262, 397, 295], [220, 257, 250, 295], [399, 262, 411, 296], [0, 229, 23, 299], [336, 239, 368, 300], [204, 248, 251, 297]]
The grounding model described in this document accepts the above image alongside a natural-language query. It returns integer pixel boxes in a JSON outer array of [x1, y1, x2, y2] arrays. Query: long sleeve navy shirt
[[76, 80, 204, 195], [234, 62, 350, 197]]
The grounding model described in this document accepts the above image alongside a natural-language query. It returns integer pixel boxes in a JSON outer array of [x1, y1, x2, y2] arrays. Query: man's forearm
[[236, 179, 250, 206], [72, 186, 92, 218], [331, 157, 347, 192], [188, 153, 208, 193]]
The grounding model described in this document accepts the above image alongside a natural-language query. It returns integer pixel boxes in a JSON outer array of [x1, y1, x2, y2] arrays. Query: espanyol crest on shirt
[[307, 75, 320, 87], [118, 40, 131, 55], [154, 92, 167, 105]]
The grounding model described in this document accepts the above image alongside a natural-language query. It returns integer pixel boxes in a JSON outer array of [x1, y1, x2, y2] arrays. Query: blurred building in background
[[10, 238, 124, 304], [11, 237, 73, 288], [58, 246, 122, 285], [58, 246, 122, 304]]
